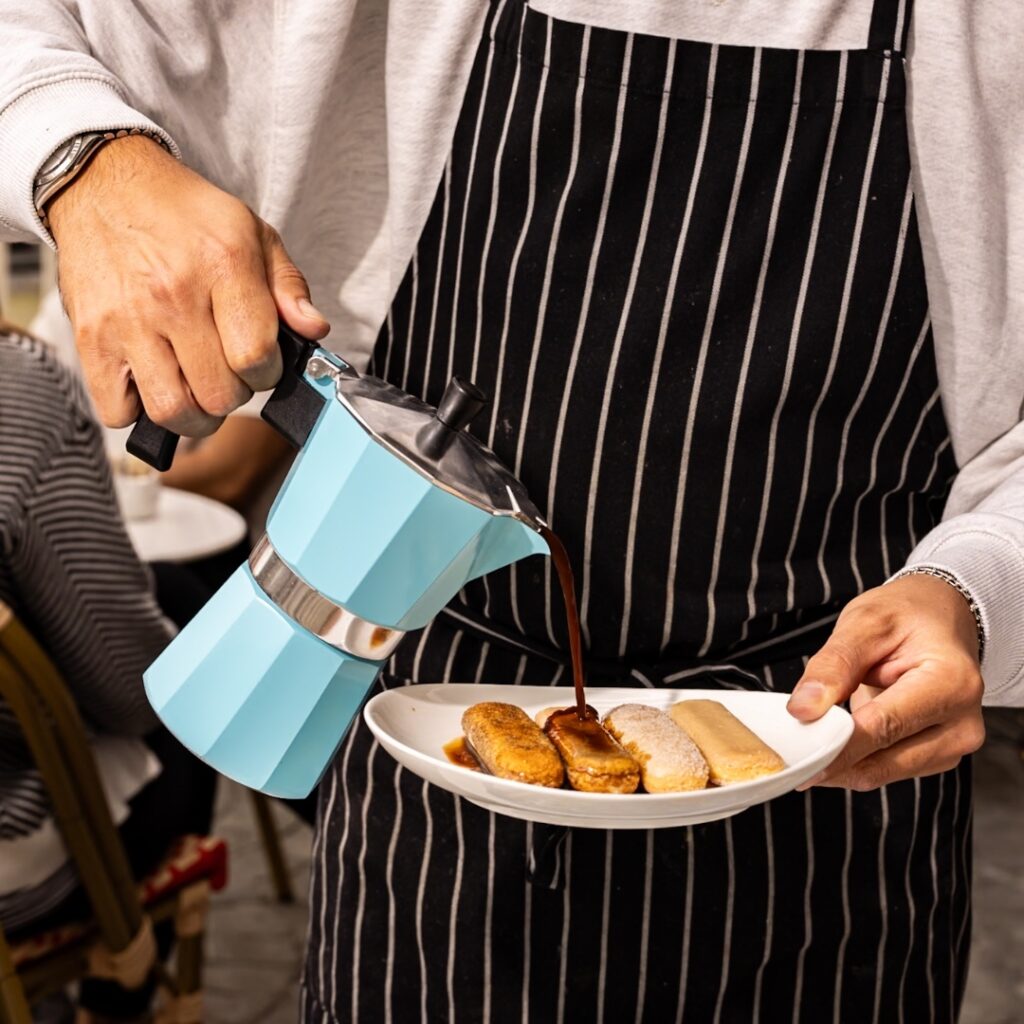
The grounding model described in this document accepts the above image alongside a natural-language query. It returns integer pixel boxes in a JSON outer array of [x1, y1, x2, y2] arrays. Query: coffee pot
[[128, 326, 548, 797]]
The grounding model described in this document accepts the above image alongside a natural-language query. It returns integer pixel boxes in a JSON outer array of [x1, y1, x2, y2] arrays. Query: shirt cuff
[[901, 525, 1024, 706], [0, 75, 179, 245]]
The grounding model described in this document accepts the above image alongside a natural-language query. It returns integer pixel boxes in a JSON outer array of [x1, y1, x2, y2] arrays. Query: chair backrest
[[0, 600, 146, 953]]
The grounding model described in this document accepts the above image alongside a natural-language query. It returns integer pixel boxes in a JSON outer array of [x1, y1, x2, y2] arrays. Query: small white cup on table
[[110, 451, 161, 521]]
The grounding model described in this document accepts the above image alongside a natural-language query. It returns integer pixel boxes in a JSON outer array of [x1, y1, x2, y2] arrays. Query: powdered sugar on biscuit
[[603, 703, 709, 792]]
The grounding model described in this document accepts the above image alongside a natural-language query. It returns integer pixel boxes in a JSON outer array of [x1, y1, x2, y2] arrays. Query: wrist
[[889, 566, 985, 663], [47, 133, 174, 243]]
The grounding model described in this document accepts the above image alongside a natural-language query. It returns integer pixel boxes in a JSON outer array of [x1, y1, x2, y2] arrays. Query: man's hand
[[48, 135, 330, 435], [787, 574, 985, 791]]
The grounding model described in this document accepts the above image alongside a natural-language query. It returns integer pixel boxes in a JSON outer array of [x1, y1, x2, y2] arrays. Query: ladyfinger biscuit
[[669, 700, 784, 784], [543, 708, 641, 794], [462, 702, 564, 788], [603, 704, 709, 792]]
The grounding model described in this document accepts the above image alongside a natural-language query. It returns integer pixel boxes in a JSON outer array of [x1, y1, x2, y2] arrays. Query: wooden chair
[[0, 602, 227, 1023], [0, 929, 31, 1024]]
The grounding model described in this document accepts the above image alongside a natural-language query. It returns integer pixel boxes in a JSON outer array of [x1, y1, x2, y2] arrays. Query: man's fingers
[[211, 242, 284, 392], [259, 222, 330, 341], [76, 325, 142, 428], [787, 611, 891, 722], [848, 683, 882, 714], [785, 576, 985, 792], [799, 663, 982, 787], [810, 667, 952, 780], [130, 334, 222, 436], [802, 712, 985, 792], [170, 312, 252, 416], [803, 700, 913, 786]]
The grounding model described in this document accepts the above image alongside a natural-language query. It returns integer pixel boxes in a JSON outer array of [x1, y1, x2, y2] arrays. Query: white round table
[[125, 487, 248, 564]]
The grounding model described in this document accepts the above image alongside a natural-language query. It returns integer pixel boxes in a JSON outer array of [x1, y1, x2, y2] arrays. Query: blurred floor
[[203, 784, 312, 1024], [203, 711, 1022, 1024]]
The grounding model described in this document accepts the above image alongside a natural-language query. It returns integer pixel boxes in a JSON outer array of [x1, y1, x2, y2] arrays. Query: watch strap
[[34, 127, 170, 227]]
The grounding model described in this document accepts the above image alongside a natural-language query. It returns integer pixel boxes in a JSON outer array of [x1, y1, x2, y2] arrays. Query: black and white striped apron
[[303, 2, 971, 1020]]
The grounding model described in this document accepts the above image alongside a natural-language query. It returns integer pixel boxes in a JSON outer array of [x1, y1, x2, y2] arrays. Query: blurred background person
[[0, 319, 216, 1021]]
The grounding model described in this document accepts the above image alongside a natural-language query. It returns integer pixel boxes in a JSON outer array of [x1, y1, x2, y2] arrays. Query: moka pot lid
[[306, 354, 546, 531]]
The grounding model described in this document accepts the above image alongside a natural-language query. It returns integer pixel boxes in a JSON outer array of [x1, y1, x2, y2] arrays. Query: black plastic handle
[[125, 411, 182, 472], [125, 323, 326, 471]]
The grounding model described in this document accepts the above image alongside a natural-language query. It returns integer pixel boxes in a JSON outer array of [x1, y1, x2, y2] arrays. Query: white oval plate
[[125, 487, 247, 564], [364, 685, 853, 829]]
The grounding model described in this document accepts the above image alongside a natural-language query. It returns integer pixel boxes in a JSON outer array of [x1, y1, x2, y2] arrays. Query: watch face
[[37, 141, 75, 182], [37, 133, 103, 184]]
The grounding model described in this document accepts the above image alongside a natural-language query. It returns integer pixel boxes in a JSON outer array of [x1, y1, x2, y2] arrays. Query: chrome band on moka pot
[[248, 535, 406, 660], [134, 324, 549, 798]]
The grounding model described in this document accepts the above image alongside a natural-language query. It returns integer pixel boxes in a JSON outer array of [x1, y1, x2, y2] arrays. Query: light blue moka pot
[[127, 325, 548, 797]]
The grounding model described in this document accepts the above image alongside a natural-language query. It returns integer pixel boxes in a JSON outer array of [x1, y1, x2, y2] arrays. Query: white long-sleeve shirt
[[0, 0, 1022, 702]]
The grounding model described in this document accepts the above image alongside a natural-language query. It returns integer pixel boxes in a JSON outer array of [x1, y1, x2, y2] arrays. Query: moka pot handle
[[126, 322, 326, 470]]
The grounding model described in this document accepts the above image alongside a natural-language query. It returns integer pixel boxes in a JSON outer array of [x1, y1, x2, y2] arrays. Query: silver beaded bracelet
[[890, 565, 986, 664]]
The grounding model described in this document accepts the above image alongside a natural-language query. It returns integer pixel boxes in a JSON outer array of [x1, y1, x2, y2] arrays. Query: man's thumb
[[787, 629, 874, 722], [261, 225, 330, 340]]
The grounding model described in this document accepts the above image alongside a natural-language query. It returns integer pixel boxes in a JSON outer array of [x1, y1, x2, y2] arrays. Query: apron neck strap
[[867, 0, 914, 54]]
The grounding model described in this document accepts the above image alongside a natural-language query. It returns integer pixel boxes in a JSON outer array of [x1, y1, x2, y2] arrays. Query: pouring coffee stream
[[540, 525, 589, 720]]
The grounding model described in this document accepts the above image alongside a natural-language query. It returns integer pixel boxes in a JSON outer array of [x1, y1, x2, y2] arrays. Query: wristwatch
[[33, 127, 169, 227]]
